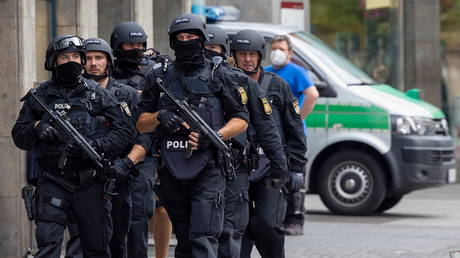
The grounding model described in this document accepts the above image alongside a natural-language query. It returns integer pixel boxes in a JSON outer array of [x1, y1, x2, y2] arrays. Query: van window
[[291, 32, 376, 86]]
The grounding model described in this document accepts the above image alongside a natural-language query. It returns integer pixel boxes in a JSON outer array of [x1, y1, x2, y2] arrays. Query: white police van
[[219, 22, 456, 215]]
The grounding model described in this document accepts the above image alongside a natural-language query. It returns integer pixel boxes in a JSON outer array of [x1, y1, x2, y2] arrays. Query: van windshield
[[291, 32, 376, 86]]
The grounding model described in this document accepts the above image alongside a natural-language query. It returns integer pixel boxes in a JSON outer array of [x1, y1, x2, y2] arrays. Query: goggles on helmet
[[54, 36, 84, 52]]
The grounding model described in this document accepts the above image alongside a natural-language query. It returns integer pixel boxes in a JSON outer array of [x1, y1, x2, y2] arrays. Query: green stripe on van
[[306, 113, 326, 128], [328, 104, 385, 113], [373, 85, 445, 119], [305, 104, 389, 129], [328, 113, 388, 129]]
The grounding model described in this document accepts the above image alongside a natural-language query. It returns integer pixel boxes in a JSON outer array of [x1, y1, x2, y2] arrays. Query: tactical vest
[[35, 80, 100, 170], [157, 63, 225, 180], [249, 72, 285, 183], [227, 67, 260, 174]]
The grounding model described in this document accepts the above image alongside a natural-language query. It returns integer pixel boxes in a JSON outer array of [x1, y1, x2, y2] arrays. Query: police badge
[[120, 102, 131, 117], [237, 86, 248, 105], [261, 98, 272, 115], [293, 99, 301, 115]]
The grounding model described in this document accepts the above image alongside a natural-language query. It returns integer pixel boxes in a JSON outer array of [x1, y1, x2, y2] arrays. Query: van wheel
[[375, 195, 403, 213], [317, 150, 386, 215]]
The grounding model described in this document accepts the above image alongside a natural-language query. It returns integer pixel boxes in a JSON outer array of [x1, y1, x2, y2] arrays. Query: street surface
[[152, 183, 460, 258]]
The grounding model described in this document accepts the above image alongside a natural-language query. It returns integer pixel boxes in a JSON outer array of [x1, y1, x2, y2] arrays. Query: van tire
[[317, 150, 386, 215], [375, 195, 403, 213]]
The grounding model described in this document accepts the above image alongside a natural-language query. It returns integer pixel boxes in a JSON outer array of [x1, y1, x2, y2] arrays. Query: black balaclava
[[54, 61, 83, 89], [204, 48, 226, 61], [114, 48, 144, 71], [173, 30, 205, 72]]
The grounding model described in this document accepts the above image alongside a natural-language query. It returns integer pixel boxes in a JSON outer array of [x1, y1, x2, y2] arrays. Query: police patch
[[85, 39, 101, 45], [237, 87, 248, 105], [153, 63, 162, 70], [175, 18, 190, 25], [166, 140, 188, 150], [236, 39, 250, 45], [129, 32, 143, 37], [120, 102, 131, 117], [261, 98, 272, 115], [293, 99, 301, 115]]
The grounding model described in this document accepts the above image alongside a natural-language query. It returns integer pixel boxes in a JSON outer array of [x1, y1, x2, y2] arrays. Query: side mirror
[[315, 81, 337, 98]]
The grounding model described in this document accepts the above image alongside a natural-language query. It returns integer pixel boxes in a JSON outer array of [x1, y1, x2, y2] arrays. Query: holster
[[21, 185, 35, 221], [218, 151, 236, 181]]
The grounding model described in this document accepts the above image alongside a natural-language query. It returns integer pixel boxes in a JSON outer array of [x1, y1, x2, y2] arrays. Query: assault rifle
[[21, 88, 117, 196], [155, 77, 235, 181]]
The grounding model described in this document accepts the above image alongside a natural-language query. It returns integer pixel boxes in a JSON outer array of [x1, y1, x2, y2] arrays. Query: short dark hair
[[271, 34, 292, 51]]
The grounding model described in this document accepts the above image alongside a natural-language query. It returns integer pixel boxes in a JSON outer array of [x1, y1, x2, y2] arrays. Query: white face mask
[[270, 49, 287, 66]]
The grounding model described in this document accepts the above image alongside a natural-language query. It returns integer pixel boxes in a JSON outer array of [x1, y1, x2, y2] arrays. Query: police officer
[[111, 21, 159, 91], [83, 37, 149, 258], [231, 30, 308, 258], [137, 13, 249, 258], [11, 35, 135, 258], [110, 22, 158, 258], [204, 25, 289, 258]]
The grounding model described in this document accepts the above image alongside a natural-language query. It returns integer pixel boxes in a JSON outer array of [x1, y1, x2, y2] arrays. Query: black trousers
[[64, 176, 132, 258], [34, 176, 112, 258], [127, 156, 156, 258], [218, 171, 250, 258], [110, 178, 132, 258], [159, 166, 225, 258], [240, 177, 287, 258]]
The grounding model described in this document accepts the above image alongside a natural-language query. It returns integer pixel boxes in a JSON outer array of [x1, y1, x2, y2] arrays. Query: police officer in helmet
[[110, 21, 159, 258], [83, 37, 148, 257], [204, 25, 289, 258], [137, 13, 249, 258], [111, 21, 148, 89], [11, 35, 135, 258], [231, 29, 308, 258]]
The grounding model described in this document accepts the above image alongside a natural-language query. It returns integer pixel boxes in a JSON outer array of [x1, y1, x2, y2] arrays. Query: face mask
[[115, 48, 144, 67], [173, 38, 204, 71], [55, 61, 83, 89], [205, 49, 226, 61], [270, 49, 287, 66]]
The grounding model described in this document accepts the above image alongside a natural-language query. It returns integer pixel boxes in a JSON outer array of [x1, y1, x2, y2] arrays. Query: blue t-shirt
[[266, 62, 314, 135], [265, 62, 314, 107]]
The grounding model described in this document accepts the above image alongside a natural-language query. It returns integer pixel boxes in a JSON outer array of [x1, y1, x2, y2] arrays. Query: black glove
[[66, 138, 97, 157], [157, 110, 185, 134], [267, 168, 288, 189], [35, 121, 58, 142], [196, 133, 211, 150], [113, 157, 136, 179], [287, 172, 304, 193]]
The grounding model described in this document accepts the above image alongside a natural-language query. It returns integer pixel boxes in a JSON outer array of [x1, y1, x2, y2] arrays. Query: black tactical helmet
[[84, 38, 115, 67], [110, 21, 148, 50], [230, 29, 266, 60], [45, 35, 86, 71], [168, 13, 209, 49], [205, 25, 230, 55]]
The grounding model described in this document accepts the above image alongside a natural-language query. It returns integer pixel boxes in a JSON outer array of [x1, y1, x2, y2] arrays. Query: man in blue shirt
[[266, 35, 319, 126], [266, 34, 319, 236]]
